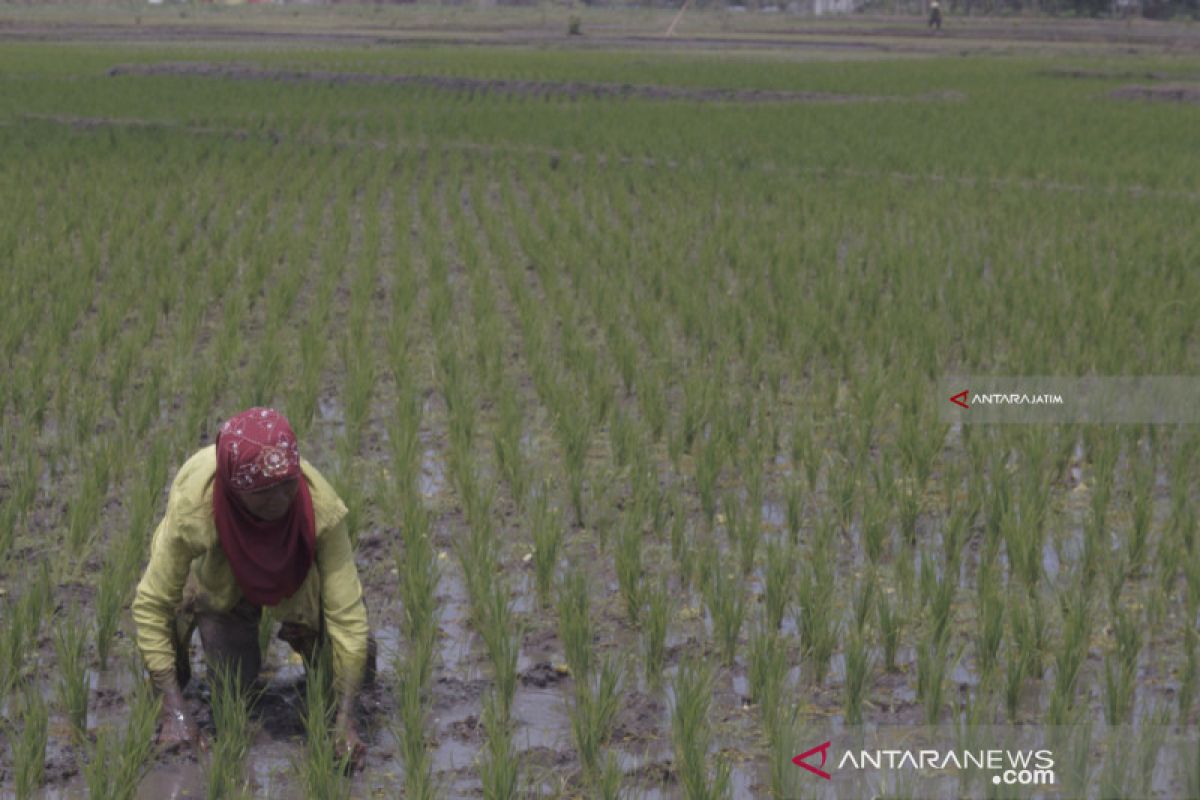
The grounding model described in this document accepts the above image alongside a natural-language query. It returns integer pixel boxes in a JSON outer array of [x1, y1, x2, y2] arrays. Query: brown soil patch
[[107, 61, 890, 104], [1111, 83, 1200, 104]]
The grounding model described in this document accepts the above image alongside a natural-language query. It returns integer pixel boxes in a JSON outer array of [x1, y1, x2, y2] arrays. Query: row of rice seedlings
[[82, 658, 158, 800], [671, 658, 731, 799]]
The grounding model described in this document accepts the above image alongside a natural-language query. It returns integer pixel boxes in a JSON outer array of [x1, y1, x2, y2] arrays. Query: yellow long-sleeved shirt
[[131, 445, 369, 697]]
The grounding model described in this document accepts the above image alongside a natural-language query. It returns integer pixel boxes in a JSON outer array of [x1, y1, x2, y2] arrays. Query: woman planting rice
[[132, 407, 373, 769]]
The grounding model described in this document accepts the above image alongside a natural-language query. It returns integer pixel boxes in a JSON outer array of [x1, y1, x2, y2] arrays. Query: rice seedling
[[615, 510, 644, 627], [915, 626, 958, 726], [797, 559, 838, 686], [747, 624, 787, 729], [842, 627, 874, 726], [702, 558, 746, 668], [569, 655, 622, 783], [1101, 607, 1140, 726], [528, 488, 564, 609], [294, 646, 351, 800], [480, 690, 520, 800], [479, 580, 522, 720], [766, 704, 807, 800], [670, 657, 731, 800], [94, 551, 126, 671], [974, 560, 1004, 681], [1179, 623, 1197, 723], [11, 682, 49, 800], [54, 607, 89, 741], [643, 576, 670, 687], [207, 661, 256, 800], [557, 567, 593, 682], [82, 661, 158, 800], [763, 539, 795, 633], [876, 585, 904, 674]]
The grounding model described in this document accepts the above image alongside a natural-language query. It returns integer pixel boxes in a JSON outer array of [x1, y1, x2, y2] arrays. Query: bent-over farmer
[[132, 407, 374, 768], [928, 0, 942, 31]]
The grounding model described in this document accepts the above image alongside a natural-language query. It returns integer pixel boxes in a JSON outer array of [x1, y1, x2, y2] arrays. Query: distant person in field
[[132, 407, 374, 769], [928, 0, 942, 31]]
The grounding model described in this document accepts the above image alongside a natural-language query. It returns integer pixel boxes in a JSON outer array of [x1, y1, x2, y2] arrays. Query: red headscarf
[[212, 407, 317, 606]]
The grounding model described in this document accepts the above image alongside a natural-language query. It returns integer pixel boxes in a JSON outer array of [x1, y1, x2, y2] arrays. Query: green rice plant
[[1050, 585, 1091, 723], [695, 436, 722, 525], [294, 646, 351, 800], [785, 480, 803, 545], [763, 539, 795, 633], [915, 627, 959, 726], [392, 670, 436, 800], [1127, 446, 1154, 576], [493, 384, 529, 508], [615, 511, 644, 627], [766, 704, 806, 800], [569, 655, 622, 782], [207, 660, 256, 800], [479, 580, 522, 721], [1101, 607, 1140, 726], [480, 689, 520, 800], [529, 488, 563, 609], [703, 559, 746, 668], [747, 623, 788, 736], [1179, 623, 1197, 723], [842, 627, 874, 726], [54, 607, 89, 741], [974, 560, 1004, 680], [595, 750, 623, 800], [82, 662, 158, 800], [797, 560, 838, 686], [861, 492, 889, 565], [852, 571, 876, 634], [94, 550, 127, 671], [876, 586, 904, 674], [643, 577, 670, 688], [671, 657, 731, 800], [11, 682, 49, 800], [557, 567, 593, 682]]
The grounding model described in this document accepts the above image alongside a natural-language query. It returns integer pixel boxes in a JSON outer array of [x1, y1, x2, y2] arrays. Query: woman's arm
[[317, 518, 370, 699], [131, 493, 207, 751], [316, 517, 370, 768]]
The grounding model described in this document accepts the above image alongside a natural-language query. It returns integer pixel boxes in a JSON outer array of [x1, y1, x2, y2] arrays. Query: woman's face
[[234, 477, 300, 521]]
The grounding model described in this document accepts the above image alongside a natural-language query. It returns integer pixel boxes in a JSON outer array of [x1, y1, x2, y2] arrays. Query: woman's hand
[[334, 704, 367, 772], [152, 671, 209, 754]]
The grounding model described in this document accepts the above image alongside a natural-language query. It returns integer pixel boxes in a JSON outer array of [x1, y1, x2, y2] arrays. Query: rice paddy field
[[1, 5, 1200, 798]]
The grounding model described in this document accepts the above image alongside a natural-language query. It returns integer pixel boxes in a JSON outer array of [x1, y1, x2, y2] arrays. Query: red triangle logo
[[792, 740, 832, 780], [950, 390, 970, 409]]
